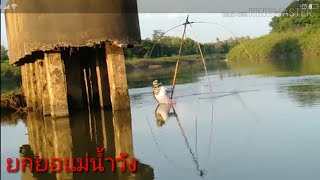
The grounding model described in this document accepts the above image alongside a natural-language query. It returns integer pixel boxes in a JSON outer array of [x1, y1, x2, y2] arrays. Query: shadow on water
[[15, 108, 154, 180], [269, 38, 303, 71], [278, 78, 320, 107]]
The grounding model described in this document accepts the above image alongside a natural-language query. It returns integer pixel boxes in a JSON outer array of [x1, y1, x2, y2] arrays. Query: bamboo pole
[[170, 15, 189, 99]]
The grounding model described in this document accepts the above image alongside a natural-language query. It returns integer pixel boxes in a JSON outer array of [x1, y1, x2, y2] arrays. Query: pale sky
[[1, 0, 296, 47], [1, 13, 273, 47]]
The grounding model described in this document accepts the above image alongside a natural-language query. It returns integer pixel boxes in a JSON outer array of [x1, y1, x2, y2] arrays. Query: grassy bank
[[1, 61, 21, 78], [1, 61, 21, 93], [227, 28, 320, 62]]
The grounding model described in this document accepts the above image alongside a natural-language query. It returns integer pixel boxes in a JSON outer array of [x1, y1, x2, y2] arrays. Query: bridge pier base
[[106, 43, 130, 111], [19, 42, 131, 117], [65, 51, 86, 110], [40, 60, 51, 116], [44, 52, 69, 117], [28, 63, 37, 111], [95, 47, 112, 109], [34, 60, 43, 112], [21, 64, 28, 106]]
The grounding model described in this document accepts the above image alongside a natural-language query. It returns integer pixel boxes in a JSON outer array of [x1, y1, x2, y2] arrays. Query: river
[[1, 58, 320, 180]]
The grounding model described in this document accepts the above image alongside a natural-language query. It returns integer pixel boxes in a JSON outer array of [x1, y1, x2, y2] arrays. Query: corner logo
[[300, 4, 308, 10], [308, 4, 319, 10]]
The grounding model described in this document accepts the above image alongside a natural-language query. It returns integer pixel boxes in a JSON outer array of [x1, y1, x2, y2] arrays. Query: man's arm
[[165, 86, 173, 93]]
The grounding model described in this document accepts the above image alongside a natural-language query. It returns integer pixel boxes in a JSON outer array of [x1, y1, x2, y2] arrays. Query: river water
[[1, 59, 320, 180]]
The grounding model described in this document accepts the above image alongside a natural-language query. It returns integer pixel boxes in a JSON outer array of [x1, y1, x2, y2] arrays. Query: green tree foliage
[[124, 30, 247, 60], [152, 30, 165, 40], [228, 28, 320, 61], [228, 0, 320, 61], [1, 45, 9, 62], [269, 0, 320, 32]]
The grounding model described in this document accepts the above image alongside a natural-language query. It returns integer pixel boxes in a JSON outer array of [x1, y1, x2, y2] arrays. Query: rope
[[149, 24, 185, 57], [207, 104, 215, 159], [172, 107, 206, 178], [188, 24, 213, 93], [193, 21, 253, 61], [195, 116, 198, 160]]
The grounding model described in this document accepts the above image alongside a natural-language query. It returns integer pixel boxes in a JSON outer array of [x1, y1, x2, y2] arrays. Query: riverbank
[[1, 91, 26, 113], [227, 28, 320, 62], [0, 54, 227, 111], [125, 53, 226, 72], [1, 53, 226, 92]]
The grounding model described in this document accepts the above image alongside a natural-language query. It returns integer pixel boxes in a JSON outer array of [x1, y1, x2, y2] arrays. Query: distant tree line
[[269, 0, 320, 32], [0, 34, 251, 62], [124, 30, 251, 60]]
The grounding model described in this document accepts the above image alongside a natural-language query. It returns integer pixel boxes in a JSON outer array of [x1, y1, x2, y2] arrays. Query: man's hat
[[153, 79, 162, 86]]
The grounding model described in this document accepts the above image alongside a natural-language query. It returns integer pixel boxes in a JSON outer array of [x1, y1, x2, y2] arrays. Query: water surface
[[1, 59, 320, 180]]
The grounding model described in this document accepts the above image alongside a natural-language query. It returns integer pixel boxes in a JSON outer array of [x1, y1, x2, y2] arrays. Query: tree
[[124, 30, 241, 60], [152, 30, 165, 41], [1, 45, 9, 61], [269, 0, 320, 32], [214, 38, 223, 54]]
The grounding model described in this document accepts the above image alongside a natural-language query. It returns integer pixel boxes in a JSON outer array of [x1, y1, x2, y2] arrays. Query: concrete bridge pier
[[21, 53, 69, 117], [5, 0, 141, 117], [20, 43, 131, 117], [44, 52, 69, 117], [106, 43, 131, 111], [65, 43, 130, 112]]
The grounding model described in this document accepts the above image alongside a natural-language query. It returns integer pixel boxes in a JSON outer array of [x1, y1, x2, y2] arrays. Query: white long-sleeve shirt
[[153, 86, 172, 104]]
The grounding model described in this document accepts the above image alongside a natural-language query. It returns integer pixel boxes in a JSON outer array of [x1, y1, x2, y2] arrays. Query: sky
[[1, 13, 273, 47]]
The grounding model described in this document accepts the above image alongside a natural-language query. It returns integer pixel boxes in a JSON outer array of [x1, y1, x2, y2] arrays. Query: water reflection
[[2, 57, 320, 180], [270, 38, 303, 72], [278, 78, 320, 107], [127, 61, 228, 88], [154, 104, 176, 127], [152, 105, 207, 178], [18, 109, 154, 180], [228, 57, 320, 77]]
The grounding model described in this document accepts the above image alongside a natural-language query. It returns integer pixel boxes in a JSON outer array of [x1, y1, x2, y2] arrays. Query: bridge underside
[[21, 42, 130, 117]]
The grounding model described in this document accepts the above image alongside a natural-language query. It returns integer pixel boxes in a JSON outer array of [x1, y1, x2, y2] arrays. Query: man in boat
[[152, 80, 174, 104]]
